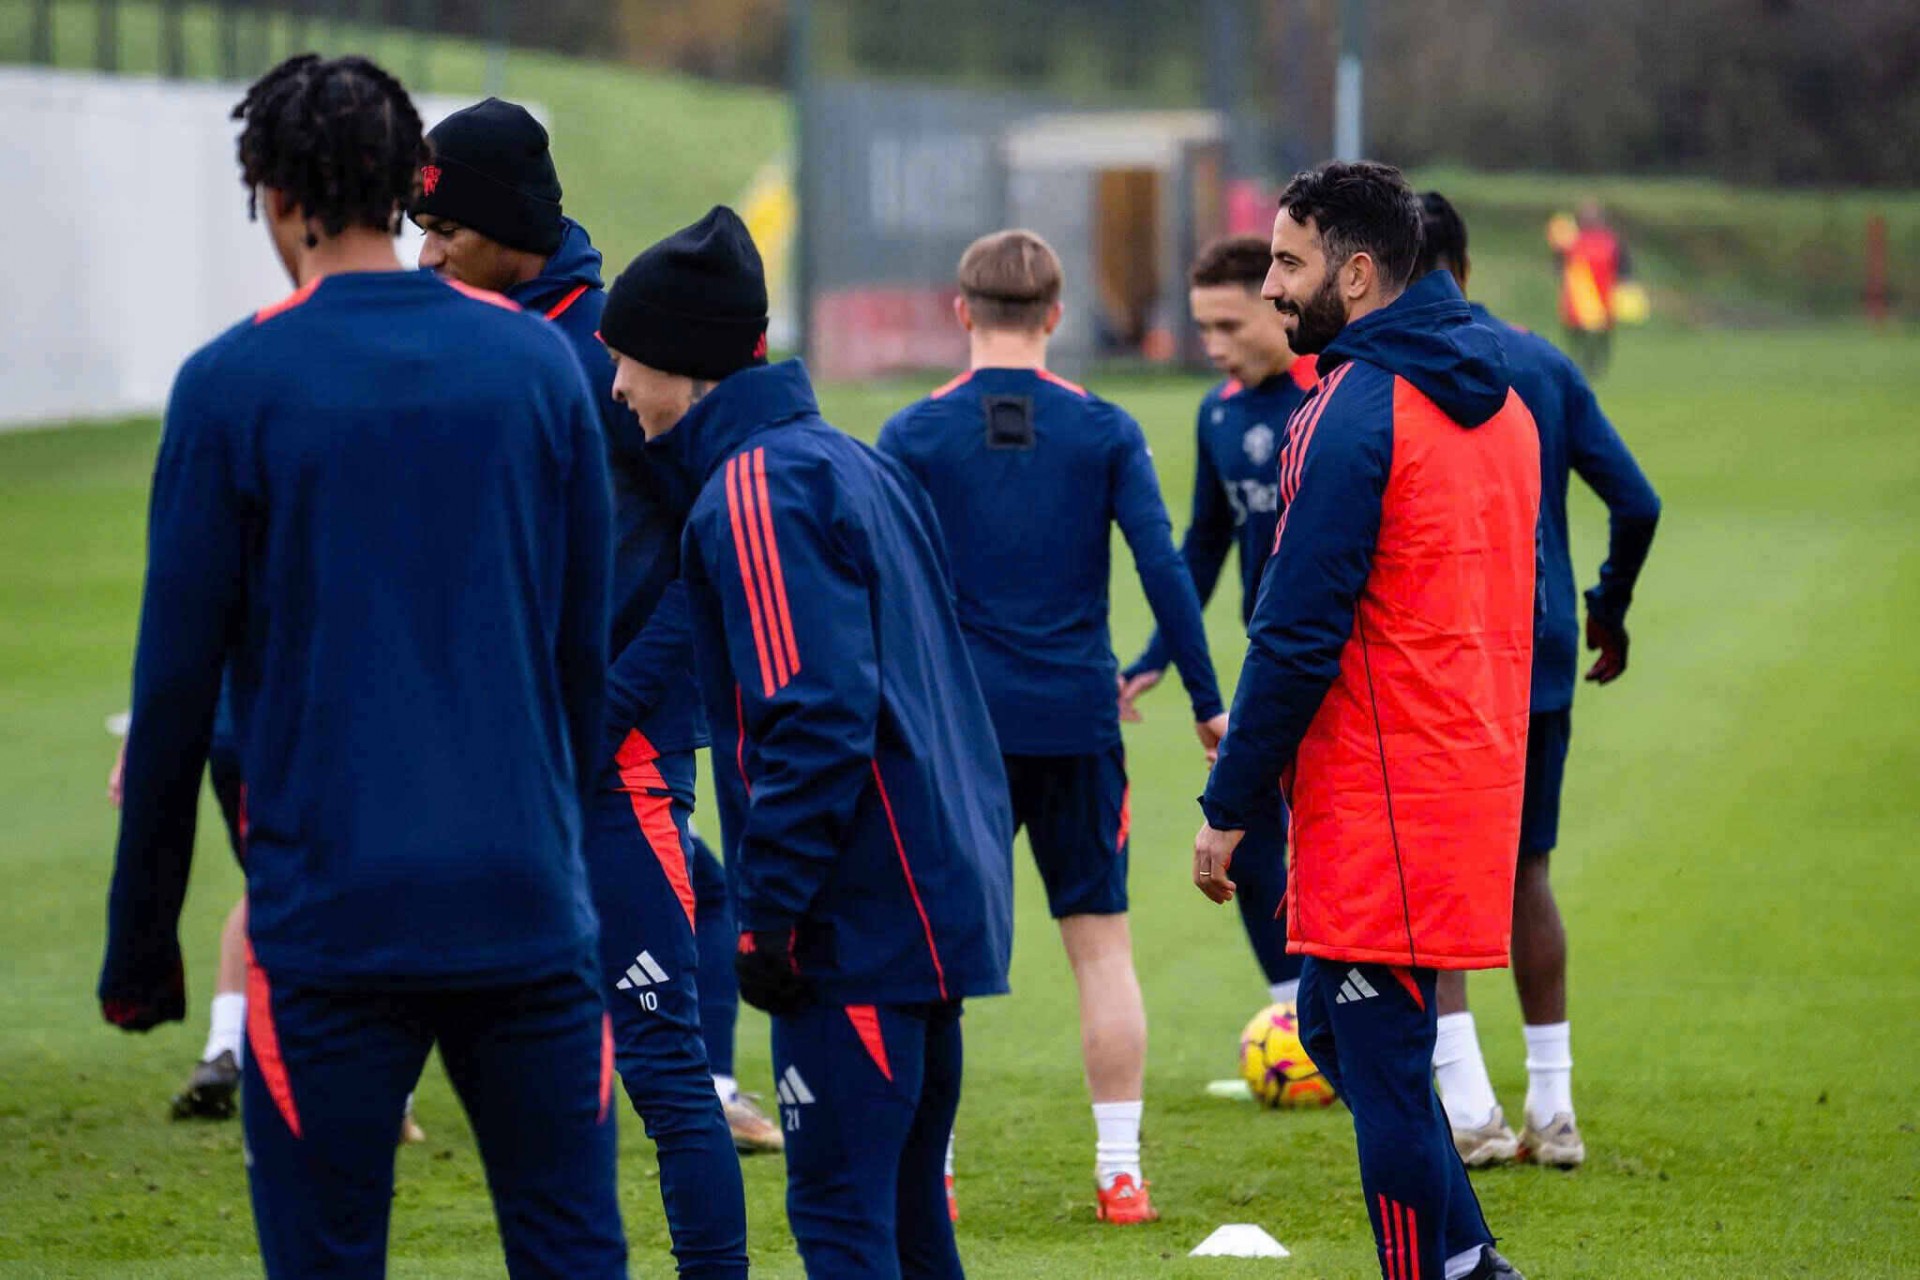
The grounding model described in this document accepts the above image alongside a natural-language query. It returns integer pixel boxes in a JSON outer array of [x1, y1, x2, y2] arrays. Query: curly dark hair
[[232, 54, 427, 243], [1277, 161, 1425, 292], [1188, 235, 1272, 290]]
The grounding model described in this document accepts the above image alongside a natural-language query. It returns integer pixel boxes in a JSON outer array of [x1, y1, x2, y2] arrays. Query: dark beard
[[1277, 268, 1348, 355]]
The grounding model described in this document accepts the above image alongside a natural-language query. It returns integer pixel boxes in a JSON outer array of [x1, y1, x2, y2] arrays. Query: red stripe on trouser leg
[[1382, 1197, 1397, 1280], [845, 1005, 893, 1080], [1116, 782, 1131, 852], [598, 1013, 615, 1122], [1388, 966, 1426, 1011], [1407, 1205, 1421, 1280], [1377, 1194, 1398, 1280], [244, 942, 301, 1139], [614, 731, 697, 928], [628, 787, 696, 929]]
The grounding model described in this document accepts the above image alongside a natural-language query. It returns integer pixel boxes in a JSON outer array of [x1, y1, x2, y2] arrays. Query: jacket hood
[[1319, 271, 1511, 427], [649, 358, 821, 488], [506, 218, 604, 312]]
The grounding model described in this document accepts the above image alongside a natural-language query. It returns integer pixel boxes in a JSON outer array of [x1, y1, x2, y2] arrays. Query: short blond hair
[[957, 229, 1062, 332]]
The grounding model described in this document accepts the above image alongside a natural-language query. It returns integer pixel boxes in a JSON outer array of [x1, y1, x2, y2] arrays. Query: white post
[[1334, 0, 1365, 160]]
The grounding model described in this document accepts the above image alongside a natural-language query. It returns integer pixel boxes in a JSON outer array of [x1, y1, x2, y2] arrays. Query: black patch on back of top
[[984, 396, 1036, 450]]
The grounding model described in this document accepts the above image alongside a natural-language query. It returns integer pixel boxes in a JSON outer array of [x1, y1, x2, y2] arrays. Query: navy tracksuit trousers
[[772, 1001, 965, 1280], [241, 965, 626, 1279], [1233, 803, 1301, 990], [688, 831, 739, 1080], [1297, 957, 1494, 1280], [585, 746, 748, 1279]]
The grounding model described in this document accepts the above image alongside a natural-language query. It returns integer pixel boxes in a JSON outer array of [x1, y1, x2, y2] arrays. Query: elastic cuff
[[1583, 586, 1628, 626], [739, 911, 796, 937], [1199, 794, 1248, 832]]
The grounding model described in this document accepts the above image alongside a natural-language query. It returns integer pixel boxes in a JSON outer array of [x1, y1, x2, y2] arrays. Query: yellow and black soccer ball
[[1238, 1002, 1338, 1110]]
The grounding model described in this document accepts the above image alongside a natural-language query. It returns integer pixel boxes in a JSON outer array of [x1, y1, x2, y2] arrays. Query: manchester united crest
[[1242, 423, 1276, 466]]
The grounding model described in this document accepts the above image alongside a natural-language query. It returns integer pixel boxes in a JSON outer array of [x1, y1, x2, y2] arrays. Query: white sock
[[1523, 1021, 1574, 1126], [712, 1074, 739, 1105], [204, 992, 246, 1064], [1445, 1245, 1487, 1280], [1268, 978, 1301, 1006], [1092, 1100, 1143, 1188], [1432, 1012, 1498, 1130], [944, 1132, 956, 1179]]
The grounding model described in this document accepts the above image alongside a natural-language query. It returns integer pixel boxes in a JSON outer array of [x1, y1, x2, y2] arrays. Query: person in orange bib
[[1194, 162, 1540, 1280], [1554, 200, 1628, 378]]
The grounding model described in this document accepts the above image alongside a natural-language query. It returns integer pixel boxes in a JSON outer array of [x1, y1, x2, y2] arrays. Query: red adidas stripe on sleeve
[[751, 449, 803, 679], [725, 448, 804, 697], [724, 455, 779, 697]]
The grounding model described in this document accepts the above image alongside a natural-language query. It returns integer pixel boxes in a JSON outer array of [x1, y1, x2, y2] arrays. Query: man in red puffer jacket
[[1195, 162, 1540, 1280]]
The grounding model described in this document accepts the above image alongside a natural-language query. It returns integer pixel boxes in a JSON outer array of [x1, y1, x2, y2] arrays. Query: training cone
[[1190, 1224, 1290, 1258]]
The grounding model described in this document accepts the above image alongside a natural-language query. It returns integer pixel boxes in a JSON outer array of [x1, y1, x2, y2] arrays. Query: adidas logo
[[774, 1065, 816, 1108], [615, 951, 671, 991], [1334, 968, 1379, 1004]]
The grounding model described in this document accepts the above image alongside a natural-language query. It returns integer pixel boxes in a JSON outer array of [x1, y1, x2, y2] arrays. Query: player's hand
[[1193, 823, 1245, 904], [1584, 614, 1629, 684], [735, 929, 813, 1016], [100, 948, 186, 1032], [108, 740, 127, 808], [1118, 669, 1163, 722], [1196, 714, 1230, 765]]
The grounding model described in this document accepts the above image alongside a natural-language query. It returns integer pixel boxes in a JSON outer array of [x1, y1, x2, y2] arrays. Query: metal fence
[[792, 0, 1305, 377]]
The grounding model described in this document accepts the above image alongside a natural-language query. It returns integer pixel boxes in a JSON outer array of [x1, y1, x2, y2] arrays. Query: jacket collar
[[1317, 270, 1512, 428], [505, 218, 604, 314], [651, 359, 821, 484]]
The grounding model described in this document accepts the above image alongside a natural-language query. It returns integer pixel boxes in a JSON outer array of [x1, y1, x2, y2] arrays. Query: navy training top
[[1127, 357, 1318, 677], [1472, 304, 1660, 712], [879, 367, 1222, 756], [101, 269, 611, 1006]]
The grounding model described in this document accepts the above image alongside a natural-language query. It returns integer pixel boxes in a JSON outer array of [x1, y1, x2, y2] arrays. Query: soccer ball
[[1239, 1002, 1337, 1110]]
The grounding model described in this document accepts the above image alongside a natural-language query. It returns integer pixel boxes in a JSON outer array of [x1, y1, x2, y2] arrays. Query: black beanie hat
[[600, 206, 769, 382], [414, 98, 563, 257]]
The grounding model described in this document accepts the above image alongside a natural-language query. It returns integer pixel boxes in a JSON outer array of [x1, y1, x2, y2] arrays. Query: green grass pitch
[[2, 325, 1917, 1277]]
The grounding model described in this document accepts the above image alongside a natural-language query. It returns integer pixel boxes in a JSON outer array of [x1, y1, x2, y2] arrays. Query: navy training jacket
[[1126, 357, 1319, 678], [660, 360, 1014, 1008], [507, 219, 707, 767], [1472, 303, 1661, 712], [877, 367, 1223, 756], [101, 270, 611, 1009]]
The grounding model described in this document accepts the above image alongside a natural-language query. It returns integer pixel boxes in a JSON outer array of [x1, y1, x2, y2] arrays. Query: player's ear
[[1043, 299, 1064, 336], [953, 295, 972, 333], [1344, 251, 1374, 301]]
